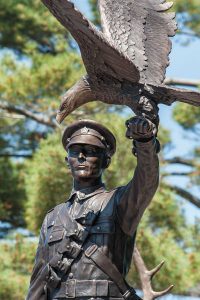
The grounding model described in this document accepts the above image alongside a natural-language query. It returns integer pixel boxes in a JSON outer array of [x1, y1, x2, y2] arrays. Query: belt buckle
[[85, 244, 98, 257], [123, 288, 137, 300], [66, 279, 76, 298], [123, 289, 132, 300]]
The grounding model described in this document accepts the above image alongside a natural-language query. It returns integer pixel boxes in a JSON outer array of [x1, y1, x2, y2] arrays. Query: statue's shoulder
[[98, 187, 118, 200], [46, 203, 66, 225], [101, 187, 118, 204], [47, 202, 65, 215]]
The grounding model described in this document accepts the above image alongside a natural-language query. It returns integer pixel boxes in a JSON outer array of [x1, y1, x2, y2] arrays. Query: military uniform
[[26, 120, 159, 300]]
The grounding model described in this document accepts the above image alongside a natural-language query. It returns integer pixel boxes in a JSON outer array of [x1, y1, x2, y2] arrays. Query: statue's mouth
[[76, 165, 87, 170]]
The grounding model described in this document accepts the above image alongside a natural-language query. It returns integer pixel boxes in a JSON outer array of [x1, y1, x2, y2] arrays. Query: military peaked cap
[[62, 119, 116, 157]]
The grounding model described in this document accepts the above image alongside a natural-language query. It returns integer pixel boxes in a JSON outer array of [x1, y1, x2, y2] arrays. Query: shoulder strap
[[84, 242, 141, 300]]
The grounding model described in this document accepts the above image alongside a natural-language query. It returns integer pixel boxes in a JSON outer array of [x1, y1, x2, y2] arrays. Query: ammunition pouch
[[46, 267, 61, 289]]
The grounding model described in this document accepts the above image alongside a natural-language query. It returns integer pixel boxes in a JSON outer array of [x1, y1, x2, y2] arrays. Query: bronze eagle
[[41, 0, 200, 124]]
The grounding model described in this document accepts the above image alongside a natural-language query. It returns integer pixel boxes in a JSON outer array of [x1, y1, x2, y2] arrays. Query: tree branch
[[165, 184, 200, 209], [0, 153, 33, 158], [164, 78, 200, 88], [0, 101, 57, 129], [162, 172, 195, 177], [0, 112, 26, 120], [0, 101, 88, 128], [165, 157, 196, 167], [177, 31, 200, 39]]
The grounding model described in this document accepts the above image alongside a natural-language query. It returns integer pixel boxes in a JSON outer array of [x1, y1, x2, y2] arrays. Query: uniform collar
[[69, 183, 106, 202]]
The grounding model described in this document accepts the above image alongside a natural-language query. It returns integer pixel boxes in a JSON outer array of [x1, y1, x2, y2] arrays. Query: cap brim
[[66, 135, 106, 150]]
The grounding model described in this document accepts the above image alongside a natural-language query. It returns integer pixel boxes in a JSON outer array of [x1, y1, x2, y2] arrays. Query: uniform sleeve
[[26, 216, 49, 300], [116, 138, 159, 236]]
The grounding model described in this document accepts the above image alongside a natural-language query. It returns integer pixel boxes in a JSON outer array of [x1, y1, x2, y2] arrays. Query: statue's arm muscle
[[116, 139, 159, 236]]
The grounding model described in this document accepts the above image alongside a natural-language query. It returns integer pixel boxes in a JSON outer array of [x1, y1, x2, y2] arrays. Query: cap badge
[[81, 127, 89, 134]]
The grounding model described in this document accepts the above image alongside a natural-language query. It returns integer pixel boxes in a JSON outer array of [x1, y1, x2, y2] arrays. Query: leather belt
[[53, 280, 123, 298]]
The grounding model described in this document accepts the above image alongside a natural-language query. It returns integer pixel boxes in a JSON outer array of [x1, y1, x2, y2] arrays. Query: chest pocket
[[76, 210, 99, 226], [48, 227, 65, 244], [90, 221, 115, 234], [89, 221, 115, 248], [47, 226, 65, 257]]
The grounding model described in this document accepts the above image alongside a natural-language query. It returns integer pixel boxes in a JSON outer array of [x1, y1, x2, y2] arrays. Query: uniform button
[[78, 192, 85, 199], [68, 273, 73, 279], [74, 229, 77, 233], [97, 226, 101, 230], [57, 260, 61, 265], [67, 245, 70, 249], [49, 235, 53, 239], [52, 221, 55, 226], [50, 276, 54, 281]]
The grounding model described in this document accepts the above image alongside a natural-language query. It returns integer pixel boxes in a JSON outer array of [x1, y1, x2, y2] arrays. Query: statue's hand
[[125, 116, 157, 142]]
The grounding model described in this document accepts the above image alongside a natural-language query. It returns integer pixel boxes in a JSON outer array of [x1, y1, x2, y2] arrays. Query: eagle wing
[[149, 83, 200, 107], [98, 0, 177, 85], [41, 0, 140, 83]]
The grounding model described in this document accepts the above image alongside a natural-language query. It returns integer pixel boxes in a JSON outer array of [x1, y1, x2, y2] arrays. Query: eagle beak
[[56, 111, 66, 124]]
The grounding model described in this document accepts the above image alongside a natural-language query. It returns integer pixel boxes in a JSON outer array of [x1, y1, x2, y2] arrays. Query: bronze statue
[[26, 117, 159, 300], [26, 0, 200, 299], [40, 0, 200, 125]]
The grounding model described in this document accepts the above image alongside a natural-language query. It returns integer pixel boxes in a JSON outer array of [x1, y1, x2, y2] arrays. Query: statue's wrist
[[133, 136, 154, 143], [132, 138, 160, 156]]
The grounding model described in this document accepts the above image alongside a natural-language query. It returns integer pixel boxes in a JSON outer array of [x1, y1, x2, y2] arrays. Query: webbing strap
[[84, 242, 141, 300]]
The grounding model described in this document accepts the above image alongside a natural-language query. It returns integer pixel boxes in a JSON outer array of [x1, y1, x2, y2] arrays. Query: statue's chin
[[71, 168, 103, 182]]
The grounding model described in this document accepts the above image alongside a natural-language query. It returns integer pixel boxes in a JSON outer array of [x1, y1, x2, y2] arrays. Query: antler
[[133, 246, 174, 300]]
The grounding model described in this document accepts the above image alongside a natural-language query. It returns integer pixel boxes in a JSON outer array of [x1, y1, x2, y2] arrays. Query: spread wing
[[150, 84, 200, 107], [41, 0, 140, 83], [98, 0, 177, 85]]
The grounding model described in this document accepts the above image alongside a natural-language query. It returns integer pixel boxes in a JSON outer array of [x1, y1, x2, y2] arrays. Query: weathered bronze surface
[[40, 0, 200, 124], [26, 0, 195, 298], [26, 117, 159, 300]]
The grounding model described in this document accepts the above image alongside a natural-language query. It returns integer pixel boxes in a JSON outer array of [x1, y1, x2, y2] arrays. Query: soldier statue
[[26, 0, 200, 297], [26, 116, 160, 300]]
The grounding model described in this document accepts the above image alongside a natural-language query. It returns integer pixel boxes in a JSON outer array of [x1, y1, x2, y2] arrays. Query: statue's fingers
[[146, 119, 156, 135], [130, 124, 138, 135], [126, 118, 137, 129], [138, 119, 147, 133], [126, 123, 135, 138], [129, 118, 139, 130], [142, 121, 151, 134]]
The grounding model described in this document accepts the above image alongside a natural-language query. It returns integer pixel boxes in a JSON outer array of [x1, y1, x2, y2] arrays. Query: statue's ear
[[65, 156, 70, 169], [103, 156, 111, 169]]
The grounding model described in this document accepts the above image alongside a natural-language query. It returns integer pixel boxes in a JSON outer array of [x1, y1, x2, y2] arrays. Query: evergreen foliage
[[0, 235, 37, 300], [0, 158, 26, 226], [0, 0, 200, 298]]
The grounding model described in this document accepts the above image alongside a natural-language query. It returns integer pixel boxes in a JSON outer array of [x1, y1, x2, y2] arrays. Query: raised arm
[[116, 116, 159, 236]]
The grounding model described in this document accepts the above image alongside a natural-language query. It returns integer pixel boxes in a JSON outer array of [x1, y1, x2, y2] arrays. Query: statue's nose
[[78, 152, 85, 161]]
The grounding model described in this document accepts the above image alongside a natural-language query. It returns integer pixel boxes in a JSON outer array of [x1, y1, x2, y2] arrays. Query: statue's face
[[67, 144, 106, 181]]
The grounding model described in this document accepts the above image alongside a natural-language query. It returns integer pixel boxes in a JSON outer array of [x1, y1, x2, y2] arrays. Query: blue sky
[[72, 0, 200, 223]]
